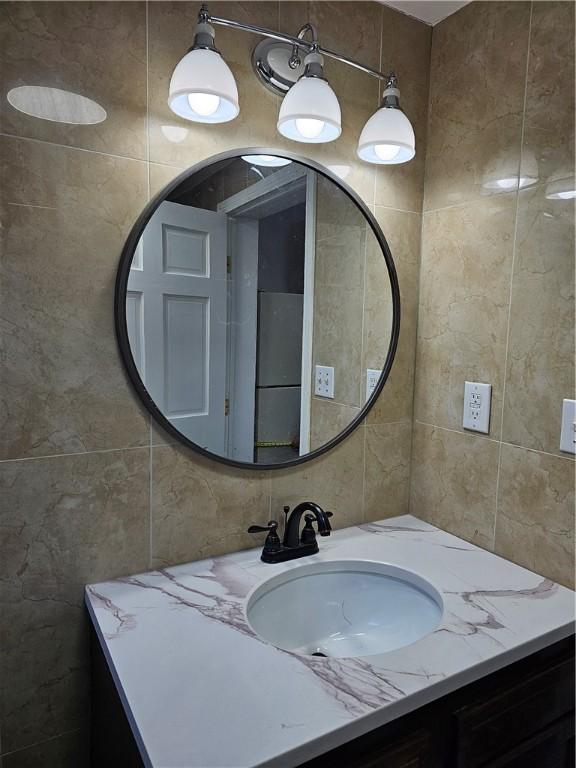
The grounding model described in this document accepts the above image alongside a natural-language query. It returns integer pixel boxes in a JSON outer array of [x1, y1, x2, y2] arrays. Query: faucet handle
[[300, 513, 317, 545], [247, 520, 281, 553], [248, 521, 278, 534]]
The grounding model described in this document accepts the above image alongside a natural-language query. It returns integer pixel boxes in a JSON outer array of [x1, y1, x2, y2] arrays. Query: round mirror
[[115, 150, 400, 468]]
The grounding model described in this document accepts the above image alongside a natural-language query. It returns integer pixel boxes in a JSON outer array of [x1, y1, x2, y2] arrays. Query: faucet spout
[[283, 501, 332, 548]]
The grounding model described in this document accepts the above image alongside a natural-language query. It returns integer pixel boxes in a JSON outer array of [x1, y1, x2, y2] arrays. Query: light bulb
[[374, 144, 401, 162], [187, 92, 220, 116], [295, 118, 325, 139]]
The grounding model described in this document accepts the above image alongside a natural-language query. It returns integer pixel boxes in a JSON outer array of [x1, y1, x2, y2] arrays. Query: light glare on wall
[[241, 155, 292, 167], [7, 85, 106, 124], [545, 178, 576, 200]]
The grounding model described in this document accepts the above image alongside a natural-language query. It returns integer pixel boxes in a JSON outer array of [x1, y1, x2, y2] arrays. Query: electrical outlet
[[366, 369, 382, 401], [463, 381, 491, 434], [314, 365, 334, 398], [560, 399, 576, 454]]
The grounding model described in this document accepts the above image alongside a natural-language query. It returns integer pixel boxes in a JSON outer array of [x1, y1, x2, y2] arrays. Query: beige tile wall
[[0, 2, 430, 762], [411, 1, 575, 589]]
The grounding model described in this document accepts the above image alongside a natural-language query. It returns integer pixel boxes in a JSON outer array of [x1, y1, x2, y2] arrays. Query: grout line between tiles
[[0, 132, 147, 165], [493, 0, 534, 550], [360, 35, 380, 522], [407, 19, 433, 516], [145, 1, 154, 571], [408, 210, 426, 516], [0, 728, 83, 760], [500, 440, 576, 463], [414, 420, 501, 446], [0, 444, 150, 465], [149, 417, 154, 571], [146, 0, 151, 200], [374, 203, 421, 215]]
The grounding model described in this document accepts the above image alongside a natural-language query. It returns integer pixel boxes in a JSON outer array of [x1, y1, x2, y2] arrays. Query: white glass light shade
[[168, 48, 239, 123], [357, 107, 415, 164], [277, 77, 341, 143]]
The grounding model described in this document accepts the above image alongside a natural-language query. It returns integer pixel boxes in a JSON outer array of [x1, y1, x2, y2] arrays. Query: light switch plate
[[314, 365, 334, 399], [463, 381, 491, 434], [560, 399, 576, 454], [366, 369, 382, 401]]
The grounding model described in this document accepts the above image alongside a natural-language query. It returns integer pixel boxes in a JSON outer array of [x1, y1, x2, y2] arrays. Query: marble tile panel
[[0, 448, 149, 752], [366, 208, 420, 424], [495, 443, 575, 589], [151, 444, 270, 567], [521, 2, 575, 189], [424, 2, 531, 210], [309, 399, 361, 452], [271, 427, 365, 529], [410, 422, 499, 549], [364, 422, 411, 522], [414, 196, 517, 437], [375, 5, 432, 212], [502, 185, 575, 455], [0, 137, 150, 460], [0, 2, 147, 159]]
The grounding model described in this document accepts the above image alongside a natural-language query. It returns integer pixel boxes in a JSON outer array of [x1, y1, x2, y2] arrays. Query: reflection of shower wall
[[310, 176, 392, 450]]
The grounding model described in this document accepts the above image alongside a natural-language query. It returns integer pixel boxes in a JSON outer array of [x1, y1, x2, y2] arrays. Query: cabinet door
[[484, 716, 575, 768], [303, 730, 432, 768], [353, 731, 429, 768], [455, 655, 575, 767]]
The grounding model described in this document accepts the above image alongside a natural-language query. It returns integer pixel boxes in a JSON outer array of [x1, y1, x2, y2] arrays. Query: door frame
[[218, 164, 315, 457]]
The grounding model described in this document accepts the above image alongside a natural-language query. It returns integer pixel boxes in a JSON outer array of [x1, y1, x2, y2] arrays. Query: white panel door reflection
[[127, 201, 228, 453]]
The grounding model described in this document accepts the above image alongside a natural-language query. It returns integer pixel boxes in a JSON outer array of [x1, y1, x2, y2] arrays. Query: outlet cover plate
[[463, 381, 491, 434], [366, 369, 382, 401], [314, 365, 334, 399], [560, 399, 576, 454]]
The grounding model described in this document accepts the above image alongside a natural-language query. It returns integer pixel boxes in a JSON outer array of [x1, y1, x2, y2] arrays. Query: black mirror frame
[[115, 148, 401, 470]]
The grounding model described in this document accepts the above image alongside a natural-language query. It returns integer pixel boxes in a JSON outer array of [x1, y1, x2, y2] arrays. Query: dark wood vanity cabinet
[[300, 637, 575, 768], [92, 634, 574, 768]]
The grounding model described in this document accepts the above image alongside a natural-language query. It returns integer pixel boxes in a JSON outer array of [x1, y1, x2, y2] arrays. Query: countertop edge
[[85, 595, 153, 768]]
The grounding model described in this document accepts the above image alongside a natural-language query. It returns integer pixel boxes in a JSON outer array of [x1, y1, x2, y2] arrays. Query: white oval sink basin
[[246, 560, 443, 658]]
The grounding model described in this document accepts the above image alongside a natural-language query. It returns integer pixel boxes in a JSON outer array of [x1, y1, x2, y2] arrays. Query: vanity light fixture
[[168, 5, 414, 163], [357, 73, 415, 164], [168, 8, 239, 123]]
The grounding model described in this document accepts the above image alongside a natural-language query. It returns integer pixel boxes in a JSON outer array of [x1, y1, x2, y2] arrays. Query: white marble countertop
[[85, 515, 575, 768]]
